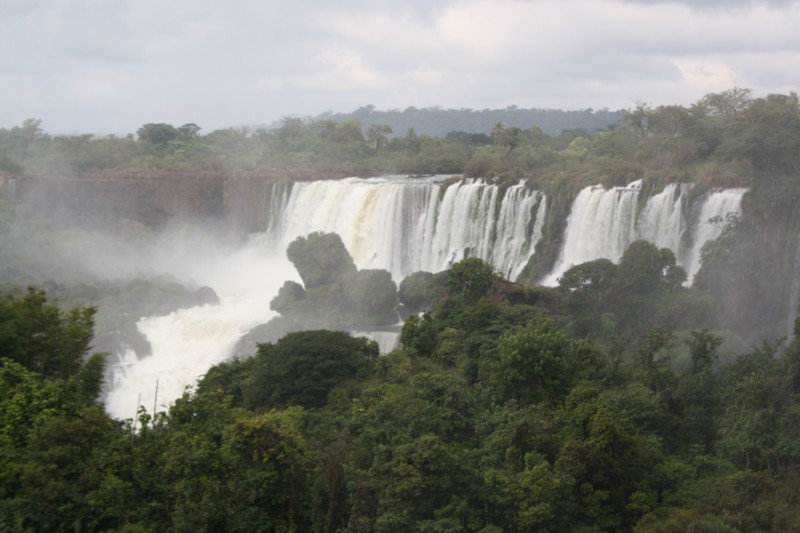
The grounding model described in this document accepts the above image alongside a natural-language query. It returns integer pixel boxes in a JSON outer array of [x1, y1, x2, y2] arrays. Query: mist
[[0, 168, 788, 417], [0, 180, 300, 419]]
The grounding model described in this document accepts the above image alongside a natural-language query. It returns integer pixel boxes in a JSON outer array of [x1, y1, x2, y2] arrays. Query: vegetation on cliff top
[[2, 88, 797, 191]]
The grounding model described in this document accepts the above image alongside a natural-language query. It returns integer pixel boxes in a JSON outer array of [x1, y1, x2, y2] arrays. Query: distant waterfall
[[541, 182, 747, 286], [637, 183, 692, 255], [277, 176, 547, 282], [7, 177, 19, 203], [542, 180, 641, 285], [493, 184, 547, 280], [787, 234, 800, 337], [351, 329, 402, 354], [683, 188, 747, 283]]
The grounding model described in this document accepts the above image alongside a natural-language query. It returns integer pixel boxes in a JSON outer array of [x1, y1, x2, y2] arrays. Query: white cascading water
[[351, 330, 402, 354], [682, 188, 747, 283], [637, 183, 692, 254], [105, 176, 546, 420], [104, 175, 747, 420], [541, 180, 641, 285], [104, 231, 298, 420], [492, 184, 547, 280], [279, 176, 547, 281], [787, 234, 800, 337], [540, 182, 747, 286]]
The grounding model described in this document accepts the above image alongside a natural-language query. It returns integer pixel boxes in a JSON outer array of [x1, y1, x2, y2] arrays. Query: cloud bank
[[0, 0, 797, 134]]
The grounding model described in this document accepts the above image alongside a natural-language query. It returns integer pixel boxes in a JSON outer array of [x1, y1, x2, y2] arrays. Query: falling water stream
[[104, 176, 747, 419]]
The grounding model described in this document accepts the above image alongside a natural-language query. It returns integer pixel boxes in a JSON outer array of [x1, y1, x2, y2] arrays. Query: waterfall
[[278, 176, 546, 282], [637, 183, 692, 255], [683, 188, 747, 283], [7, 177, 19, 203], [542, 180, 641, 285], [105, 175, 547, 419], [492, 185, 547, 280], [104, 175, 748, 420], [541, 182, 747, 286], [105, 298, 272, 419], [104, 231, 297, 420], [351, 329, 402, 354], [788, 234, 800, 337]]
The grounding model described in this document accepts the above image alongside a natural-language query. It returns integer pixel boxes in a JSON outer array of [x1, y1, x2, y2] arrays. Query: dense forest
[[4, 251, 800, 531], [2, 88, 800, 531]]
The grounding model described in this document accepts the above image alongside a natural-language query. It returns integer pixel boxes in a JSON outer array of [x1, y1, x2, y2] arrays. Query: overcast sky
[[1, 0, 798, 135]]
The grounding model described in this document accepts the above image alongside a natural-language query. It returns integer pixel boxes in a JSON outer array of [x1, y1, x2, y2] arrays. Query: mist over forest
[[3, 89, 800, 531]]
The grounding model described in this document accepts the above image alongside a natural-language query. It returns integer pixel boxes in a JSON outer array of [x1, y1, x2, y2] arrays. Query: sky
[[1, 0, 798, 135]]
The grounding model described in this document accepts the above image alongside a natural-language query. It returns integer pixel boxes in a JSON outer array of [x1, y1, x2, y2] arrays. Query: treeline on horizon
[[1, 87, 797, 193], [307, 104, 625, 138]]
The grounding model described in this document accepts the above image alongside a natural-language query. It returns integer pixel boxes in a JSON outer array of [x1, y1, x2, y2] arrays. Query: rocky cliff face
[[10, 171, 344, 234], [12, 173, 227, 230]]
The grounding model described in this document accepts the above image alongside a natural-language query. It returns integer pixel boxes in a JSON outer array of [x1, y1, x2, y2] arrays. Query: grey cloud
[[0, 0, 798, 134], [617, 0, 799, 9]]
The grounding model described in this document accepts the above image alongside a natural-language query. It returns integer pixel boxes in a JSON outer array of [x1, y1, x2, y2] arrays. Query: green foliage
[[0, 288, 105, 397], [448, 257, 499, 303], [5, 89, 800, 530], [555, 241, 709, 339], [136, 123, 179, 147], [5, 273, 800, 531], [245, 330, 378, 410], [486, 314, 573, 405], [559, 258, 616, 337], [400, 313, 438, 357], [719, 92, 800, 175]]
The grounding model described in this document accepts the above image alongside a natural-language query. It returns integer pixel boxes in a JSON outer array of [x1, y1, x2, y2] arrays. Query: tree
[[448, 257, 498, 303], [245, 330, 378, 410], [558, 259, 616, 337], [136, 123, 179, 147], [370, 434, 475, 532], [674, 330, 723, 452], [608, 241, 686, 332], [648, 105, 694, 138], [698, 87, 753, 118], [366, 124, 392, 150], [625, 100, 651, 139], [719, 92, 800, 174], [487, 314, 572, 405], [0, 288, 105, 398], [558, 384, 663, 531], [177, 123, 201, 140], [0, 292, 122, 531]]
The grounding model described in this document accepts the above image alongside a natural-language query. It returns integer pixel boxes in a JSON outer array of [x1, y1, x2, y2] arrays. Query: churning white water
[[104, 232, 297, 420], [105, 176, 546, 419]]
